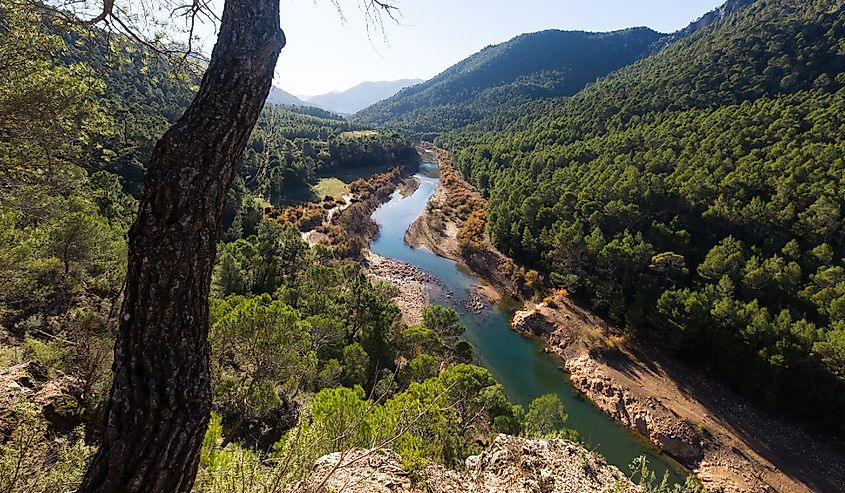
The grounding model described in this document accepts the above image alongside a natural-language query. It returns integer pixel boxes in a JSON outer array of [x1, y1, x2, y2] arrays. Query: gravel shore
[[363, 250, 440, 326]]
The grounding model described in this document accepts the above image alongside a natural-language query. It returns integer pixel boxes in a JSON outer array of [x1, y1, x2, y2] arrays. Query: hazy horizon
[[294, 77, 425, 100]]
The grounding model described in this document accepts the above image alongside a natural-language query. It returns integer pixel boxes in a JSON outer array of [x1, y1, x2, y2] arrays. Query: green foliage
[[357, 28, 665, 138], [630, 456, 705, 493], [446, 0, 845, 431], [206, 220, 416, 444], [195, 435, 269, 493], [0, 401, 93, 493], [309, 386, 375, 451], [239, 105, 415, 206], [400, 354, 439, 386], [210, 295, 315, 425], [340, 343, 370, 388], [0, 1, 108, 197], [421, 305, 465, 343], [524, 393, 568, 438], [261, 363, 523, 479], [394, 306, 474, 374], [0, 194, 126, 321]]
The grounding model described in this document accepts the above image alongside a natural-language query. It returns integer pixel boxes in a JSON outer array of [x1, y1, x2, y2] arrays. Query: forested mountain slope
[[445, 0, 845, 432], [53, 27, 199, 195], [355, 28, 665, 138], [48, 20, 414, 205]]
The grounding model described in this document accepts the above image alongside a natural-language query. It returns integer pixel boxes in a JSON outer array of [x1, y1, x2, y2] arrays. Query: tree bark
[[77, 1, 285, 491]]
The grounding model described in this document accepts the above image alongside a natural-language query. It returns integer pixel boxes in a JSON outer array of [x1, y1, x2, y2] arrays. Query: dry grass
[[339, 130, 379, 138], [314, 178, 349, 200]]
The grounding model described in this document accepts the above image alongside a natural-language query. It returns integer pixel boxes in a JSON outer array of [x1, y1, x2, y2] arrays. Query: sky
[[194, 0, 726, 97]]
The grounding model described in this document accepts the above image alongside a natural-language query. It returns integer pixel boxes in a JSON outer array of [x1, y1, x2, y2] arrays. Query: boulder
[[512, 309, 556, 338]]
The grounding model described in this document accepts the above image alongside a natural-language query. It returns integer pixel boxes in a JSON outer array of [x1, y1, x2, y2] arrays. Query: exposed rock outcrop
[[511, 309, 556, 338], [565, 355, 703, 465], [0, 362, 82, 434], [654, 0, 756, 50], [289, 434, 636, 493], [0, 363, 35, 433]]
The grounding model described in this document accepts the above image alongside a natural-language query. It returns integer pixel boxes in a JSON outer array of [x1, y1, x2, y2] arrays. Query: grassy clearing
[[339, 130, 379, 138], [314, 177, 349, 199]]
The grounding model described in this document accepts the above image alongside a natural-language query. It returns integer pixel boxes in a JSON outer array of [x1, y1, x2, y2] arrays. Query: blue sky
[[196, 1, 726, 96]]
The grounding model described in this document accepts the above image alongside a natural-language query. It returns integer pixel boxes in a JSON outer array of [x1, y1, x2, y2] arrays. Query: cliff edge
[[289, 434, 635, 493]]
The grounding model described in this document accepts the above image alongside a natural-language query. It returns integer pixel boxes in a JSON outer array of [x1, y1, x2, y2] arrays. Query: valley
[[363, 153, 689, 486], [383, 146, 845, 493], [1, 1, 844, 492]]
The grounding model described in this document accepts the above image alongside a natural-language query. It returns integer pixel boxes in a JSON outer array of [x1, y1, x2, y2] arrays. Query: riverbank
[[369, 155, 693, 483], [514, 299, 845, 493], [407, 144, 845, 493], [405, 144, 531, 299], [290, 162, 418, 257], [363, 250, 438, 326], [288, 162, 436, 326]]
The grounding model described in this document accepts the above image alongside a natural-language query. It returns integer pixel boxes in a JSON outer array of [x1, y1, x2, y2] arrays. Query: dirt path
[[302, 192, 354, 246]]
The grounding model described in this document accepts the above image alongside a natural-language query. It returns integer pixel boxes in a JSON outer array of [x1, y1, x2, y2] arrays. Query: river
[[370, 155, 687, 485]]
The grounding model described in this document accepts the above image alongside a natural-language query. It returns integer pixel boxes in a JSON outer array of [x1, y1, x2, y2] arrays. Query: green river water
[[369, 155, 688, 484]]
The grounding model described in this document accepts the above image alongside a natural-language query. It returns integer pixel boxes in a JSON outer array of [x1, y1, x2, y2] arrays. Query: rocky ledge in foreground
[[289, 434, 634, 493]]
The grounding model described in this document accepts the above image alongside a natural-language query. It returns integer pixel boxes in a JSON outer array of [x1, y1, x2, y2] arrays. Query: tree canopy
[[441, 0, 845, 433]]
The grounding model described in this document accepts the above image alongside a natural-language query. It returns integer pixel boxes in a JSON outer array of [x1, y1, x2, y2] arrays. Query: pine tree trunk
[[77, 1, 285, 491]]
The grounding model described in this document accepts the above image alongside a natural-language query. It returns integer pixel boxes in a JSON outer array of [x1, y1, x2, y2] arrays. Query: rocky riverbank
[[512, 299, 845, 493], [397, 176, 421, 198], [404, 179, 461, 260], [404, 154, 527, 300], [408, 145, 845, 492], [288, 434, 635, 493], [363, 250, 440, 326]]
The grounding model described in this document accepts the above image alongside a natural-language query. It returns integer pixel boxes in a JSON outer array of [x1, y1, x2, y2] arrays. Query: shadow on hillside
[[601, 344, 845, 492]]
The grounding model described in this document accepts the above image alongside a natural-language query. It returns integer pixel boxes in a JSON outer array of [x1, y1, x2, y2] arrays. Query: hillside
[[266, 86, 311, 107], [446, 0, 845, 433], [653, 0, 756, 50], [54, 22, 413, 207], [4, 1, 844, 492], [1, 6, 582, 493], [305, 79, 423, 115], [355, 28, 665, 138]]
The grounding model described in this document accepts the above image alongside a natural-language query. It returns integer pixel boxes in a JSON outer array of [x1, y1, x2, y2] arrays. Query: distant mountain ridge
[[304, 79, 423, 115], [355, 28, 666, 138], [266, 86, 311, 107]]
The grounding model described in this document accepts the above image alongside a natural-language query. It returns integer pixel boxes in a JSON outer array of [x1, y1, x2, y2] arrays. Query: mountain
[[654, 0, 756, 49], [304, 79, 423, 115], [266, 86, 311, 107], [355, 28, 666, 138], [448, 0, 845, 434]]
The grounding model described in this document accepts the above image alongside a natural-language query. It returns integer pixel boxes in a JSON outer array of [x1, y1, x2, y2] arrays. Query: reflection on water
[[370, 157, 687, 484]]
